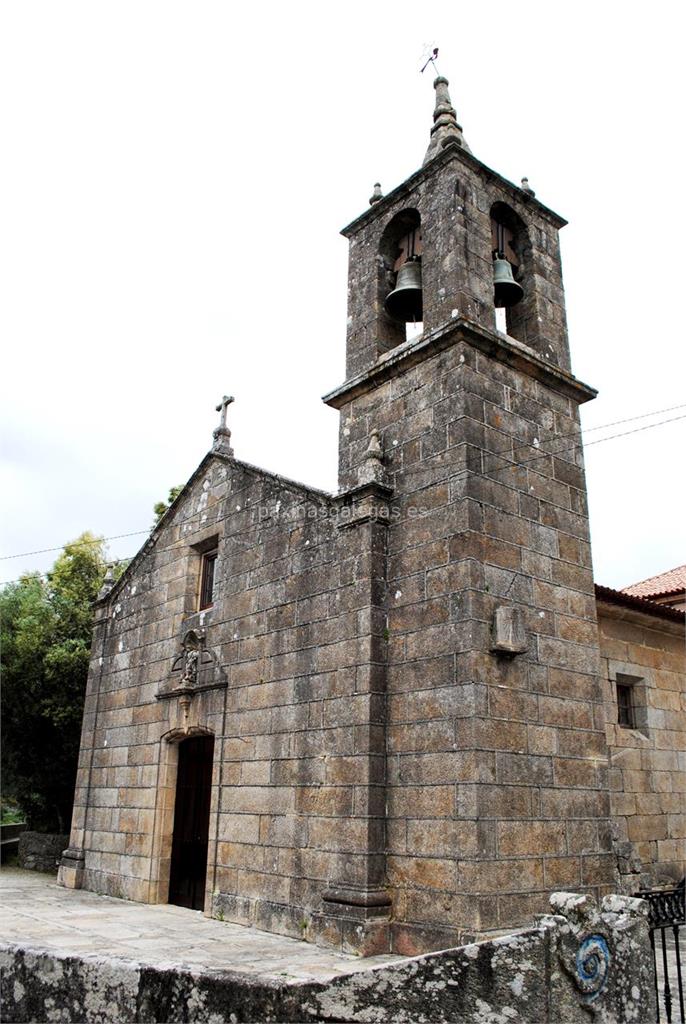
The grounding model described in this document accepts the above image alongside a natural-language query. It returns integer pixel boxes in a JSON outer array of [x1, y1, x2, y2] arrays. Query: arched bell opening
[[378, 208, 423, 347], [490, 202, 533, 343]]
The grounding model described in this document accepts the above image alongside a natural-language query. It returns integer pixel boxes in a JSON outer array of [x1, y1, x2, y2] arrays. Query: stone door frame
[[149, 726, 217, 912]]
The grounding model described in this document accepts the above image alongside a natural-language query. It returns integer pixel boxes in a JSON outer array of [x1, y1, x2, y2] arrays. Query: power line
[[415, 412, 686, 490], [0, 530, 151, 562], [1, 554, 139, 590], [1, 411, 684, 589], [581, 401, 686, 433], [2, 401, 683, 566], [401, 402, 686, 486]]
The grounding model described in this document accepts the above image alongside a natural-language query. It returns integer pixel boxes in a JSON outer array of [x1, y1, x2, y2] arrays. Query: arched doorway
[[168, 734, 214, 910]]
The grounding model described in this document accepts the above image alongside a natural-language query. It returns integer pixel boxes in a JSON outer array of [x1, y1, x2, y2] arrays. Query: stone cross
[[213, 395, 235, 457], [215, 395, 234, 431]]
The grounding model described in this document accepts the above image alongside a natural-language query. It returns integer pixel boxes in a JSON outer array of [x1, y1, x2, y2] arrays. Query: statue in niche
[[181, 645, 199, 686], [175, 629, 204, 687], [156, 627, 225, 702]]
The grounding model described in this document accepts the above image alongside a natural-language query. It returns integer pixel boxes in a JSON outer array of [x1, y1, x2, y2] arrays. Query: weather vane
[[420, 45, 440, 75]]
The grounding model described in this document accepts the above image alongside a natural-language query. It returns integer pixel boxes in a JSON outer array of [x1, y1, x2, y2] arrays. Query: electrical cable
[[1, 411, 684, 588], [2, 401, 683, 565]]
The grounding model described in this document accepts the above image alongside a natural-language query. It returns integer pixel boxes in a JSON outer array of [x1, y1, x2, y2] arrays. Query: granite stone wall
[[59, 123, 674, 958], [59, 452, 397, 952], [598, 600, 686, 888], [341, 142, 571, 380], [18, 833, 68, 873], [326, 320, 614, 953]]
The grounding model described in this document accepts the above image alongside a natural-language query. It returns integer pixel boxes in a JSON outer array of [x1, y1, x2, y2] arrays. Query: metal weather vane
[[420, 45, 440, 75]]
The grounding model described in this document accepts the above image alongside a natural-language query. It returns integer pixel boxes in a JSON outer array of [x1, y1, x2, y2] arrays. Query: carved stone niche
[[155, 628, 226, 702]]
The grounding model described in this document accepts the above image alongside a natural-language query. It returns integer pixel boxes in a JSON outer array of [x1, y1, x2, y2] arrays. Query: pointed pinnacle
[[423, 76, 470, 166]]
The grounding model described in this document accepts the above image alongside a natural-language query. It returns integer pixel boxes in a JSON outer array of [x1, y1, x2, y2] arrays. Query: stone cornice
[[596, 590, 685, 634], [322, 317, 597, 410], [341, 142, 567, 238]]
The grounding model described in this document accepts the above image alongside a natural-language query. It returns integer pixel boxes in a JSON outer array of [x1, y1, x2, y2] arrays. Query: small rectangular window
[[199, 550, 217, 610], [616, 681, 635, 729]]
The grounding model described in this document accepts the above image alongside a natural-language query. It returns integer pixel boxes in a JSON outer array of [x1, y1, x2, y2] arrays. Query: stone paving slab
[[0, 868, 402, 982]]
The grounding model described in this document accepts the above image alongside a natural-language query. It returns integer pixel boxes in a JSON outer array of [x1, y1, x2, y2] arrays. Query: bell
[[384, 258, 423, 323], [493, 256, 524, 308]]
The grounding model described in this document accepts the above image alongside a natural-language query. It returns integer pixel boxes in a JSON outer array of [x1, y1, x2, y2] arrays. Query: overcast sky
[[1, 1, 684, 591]]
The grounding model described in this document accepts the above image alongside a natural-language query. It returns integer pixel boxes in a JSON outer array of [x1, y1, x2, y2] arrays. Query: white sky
[[1, 1, 684, 591]]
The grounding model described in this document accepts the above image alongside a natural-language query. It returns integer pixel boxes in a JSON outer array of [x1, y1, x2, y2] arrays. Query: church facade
[[59, 76, 685, 956]]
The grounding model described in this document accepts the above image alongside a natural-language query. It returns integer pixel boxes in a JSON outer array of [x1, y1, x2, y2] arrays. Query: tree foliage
[[153, 485, 183, 527], [0, 532, 109, 832]]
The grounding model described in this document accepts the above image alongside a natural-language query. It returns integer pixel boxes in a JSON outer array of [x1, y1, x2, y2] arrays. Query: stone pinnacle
[[423, 76, 471, 166]]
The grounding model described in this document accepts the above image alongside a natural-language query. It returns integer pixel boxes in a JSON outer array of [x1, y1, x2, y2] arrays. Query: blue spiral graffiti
[[575, 933, 610, 1000]]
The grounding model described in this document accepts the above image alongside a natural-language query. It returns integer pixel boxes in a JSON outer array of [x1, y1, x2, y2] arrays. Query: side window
[[615, 673, 648, 734], [199, 549, 218, 610], [616, 680, 635, 728]]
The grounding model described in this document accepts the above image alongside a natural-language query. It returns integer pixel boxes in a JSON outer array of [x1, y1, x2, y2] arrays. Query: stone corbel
[[490, 604, 528, 656], [334, 480, 394, 530], [335, 429, 394, 529]]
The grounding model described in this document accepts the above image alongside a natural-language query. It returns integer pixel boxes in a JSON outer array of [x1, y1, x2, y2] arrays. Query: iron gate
[[635, 878, 685, 1023]]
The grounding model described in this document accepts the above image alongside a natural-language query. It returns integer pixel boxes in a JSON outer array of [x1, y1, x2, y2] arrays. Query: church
[[58, 73, 685, 957]]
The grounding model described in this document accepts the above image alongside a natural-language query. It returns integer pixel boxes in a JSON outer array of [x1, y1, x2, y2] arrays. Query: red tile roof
[[622, 564, 686, 600]]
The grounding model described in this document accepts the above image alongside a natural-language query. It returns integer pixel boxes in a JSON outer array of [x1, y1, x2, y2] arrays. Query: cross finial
[[213, 395, 235, 457], [215, 395, 234, 431]]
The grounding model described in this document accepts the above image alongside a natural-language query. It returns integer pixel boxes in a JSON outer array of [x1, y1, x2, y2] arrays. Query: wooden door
[[168, 735, 214, 911]]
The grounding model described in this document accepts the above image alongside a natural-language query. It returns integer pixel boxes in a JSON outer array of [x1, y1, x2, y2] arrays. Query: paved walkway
[[0, 868, 401, 982]]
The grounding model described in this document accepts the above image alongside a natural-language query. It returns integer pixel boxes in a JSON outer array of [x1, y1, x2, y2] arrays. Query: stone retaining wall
[[0, 892, 656, 1023], [18, 833, 68, 873]]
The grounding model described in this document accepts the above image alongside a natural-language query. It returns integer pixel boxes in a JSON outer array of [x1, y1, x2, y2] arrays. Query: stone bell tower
[[325, 76, 614, 954]]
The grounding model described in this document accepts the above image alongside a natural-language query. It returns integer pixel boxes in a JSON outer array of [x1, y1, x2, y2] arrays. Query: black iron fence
[[635, 878, 685, 1023]]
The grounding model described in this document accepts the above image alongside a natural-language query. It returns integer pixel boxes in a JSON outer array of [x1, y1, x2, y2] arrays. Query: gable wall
[[65, 457, 384, 935]]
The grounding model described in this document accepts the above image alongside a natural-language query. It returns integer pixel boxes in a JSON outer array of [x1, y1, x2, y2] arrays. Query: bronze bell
[[384, 257, 423, 323], [493, 255, 524, 308]]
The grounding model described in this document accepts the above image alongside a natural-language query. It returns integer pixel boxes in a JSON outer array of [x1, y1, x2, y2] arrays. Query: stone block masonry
[[60, 454, 399, 952], [56, 70, 685, 959], [597, 597, 686, 889], [60, 313, 617, 955], [18, 833, 68, 873], [325, 318, 613, 952]]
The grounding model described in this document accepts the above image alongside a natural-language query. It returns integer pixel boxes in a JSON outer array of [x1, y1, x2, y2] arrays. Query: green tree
[[0, 532, 109, 832], [153, 485, 183, 527]]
